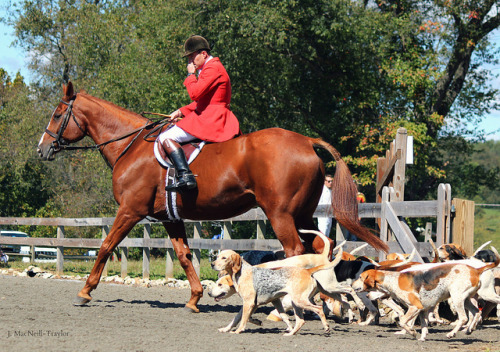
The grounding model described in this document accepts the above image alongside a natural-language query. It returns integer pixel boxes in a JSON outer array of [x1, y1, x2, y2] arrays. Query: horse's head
[[37, 82, 87, 160]]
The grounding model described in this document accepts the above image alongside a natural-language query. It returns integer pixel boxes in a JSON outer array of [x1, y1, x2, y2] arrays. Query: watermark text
[[7, 330, 69, 338]]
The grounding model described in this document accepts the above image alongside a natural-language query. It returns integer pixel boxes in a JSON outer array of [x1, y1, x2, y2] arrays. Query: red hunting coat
[[177, 57, 241, 142]]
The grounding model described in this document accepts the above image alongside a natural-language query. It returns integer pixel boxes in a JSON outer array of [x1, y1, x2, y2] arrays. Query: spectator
[[317, 174, 333, 236], [0, 249, 8, 264]]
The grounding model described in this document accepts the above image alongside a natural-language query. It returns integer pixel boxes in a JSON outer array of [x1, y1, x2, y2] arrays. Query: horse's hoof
[[73, 293, 92, 306], [184, 304, 200, 313]]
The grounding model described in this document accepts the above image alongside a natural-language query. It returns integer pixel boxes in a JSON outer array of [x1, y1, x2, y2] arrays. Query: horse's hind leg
[[163, 221, 203, 313], [75, 207, 142, 305], [266, 212, 305, 257]]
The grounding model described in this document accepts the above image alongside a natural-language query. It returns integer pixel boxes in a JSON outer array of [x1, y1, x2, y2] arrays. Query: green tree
[[0, 70, 51, 217], [195, 0, 500, 199], [2, 0, 499, 223]]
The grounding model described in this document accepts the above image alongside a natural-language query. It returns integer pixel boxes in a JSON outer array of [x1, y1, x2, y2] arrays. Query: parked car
[[0, 230, 29, 253], [20, 246, 57, 263]]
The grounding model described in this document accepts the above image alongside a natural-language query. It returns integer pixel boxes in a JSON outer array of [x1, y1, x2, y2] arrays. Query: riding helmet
[[183, 35, 211, 57]]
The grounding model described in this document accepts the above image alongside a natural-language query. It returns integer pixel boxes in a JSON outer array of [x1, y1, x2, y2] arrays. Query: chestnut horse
[[37, 83, 387, 312]]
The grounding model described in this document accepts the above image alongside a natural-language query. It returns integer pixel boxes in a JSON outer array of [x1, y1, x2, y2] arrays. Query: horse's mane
[[78, 91, 150, 125]]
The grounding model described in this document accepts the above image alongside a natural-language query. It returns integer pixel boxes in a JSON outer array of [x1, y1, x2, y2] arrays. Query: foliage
[[471, 140, 500, 203], [0, 71, 51, 217], [194, 0, 500, 199]]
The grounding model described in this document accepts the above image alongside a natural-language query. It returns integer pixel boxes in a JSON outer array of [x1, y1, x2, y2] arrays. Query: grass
[[474, 207, 500, 250], [3, 257, 219, 281]]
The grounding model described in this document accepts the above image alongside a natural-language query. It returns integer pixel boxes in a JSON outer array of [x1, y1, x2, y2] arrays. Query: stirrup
[[165, 173, 197, 192]]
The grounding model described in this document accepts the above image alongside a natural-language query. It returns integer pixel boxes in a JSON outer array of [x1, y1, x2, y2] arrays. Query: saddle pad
[[154, 138, 206, 168]]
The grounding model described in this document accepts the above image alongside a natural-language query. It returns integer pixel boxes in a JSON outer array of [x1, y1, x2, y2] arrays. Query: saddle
[[154, 138, 207, 222], [153, 138, 206, 168]]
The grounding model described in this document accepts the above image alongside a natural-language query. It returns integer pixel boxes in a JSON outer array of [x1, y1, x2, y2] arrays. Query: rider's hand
[[170, 110, 182, 122], [187, 63, 196, 74]]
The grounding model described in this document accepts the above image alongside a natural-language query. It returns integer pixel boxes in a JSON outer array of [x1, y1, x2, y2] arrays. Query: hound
[[429, 240, 500, 325], [258, 231, 373, 324], [353, 247, 500, 341], [208, 275, 263, 328], [437, 243, 468, 261], [211, 246, 343, 335]]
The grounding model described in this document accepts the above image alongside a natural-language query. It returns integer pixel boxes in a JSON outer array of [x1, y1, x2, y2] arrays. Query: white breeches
[[158, 125, 197, 144]]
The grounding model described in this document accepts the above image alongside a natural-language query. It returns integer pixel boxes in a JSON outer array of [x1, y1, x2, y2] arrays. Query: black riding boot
[[165, 148, 197, 192]]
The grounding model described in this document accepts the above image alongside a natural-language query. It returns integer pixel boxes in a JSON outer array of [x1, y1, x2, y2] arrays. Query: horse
[[37, 82, 388, 312]]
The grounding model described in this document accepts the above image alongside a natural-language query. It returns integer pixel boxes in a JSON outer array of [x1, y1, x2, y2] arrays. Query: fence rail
[[1, 184, 463, 279]]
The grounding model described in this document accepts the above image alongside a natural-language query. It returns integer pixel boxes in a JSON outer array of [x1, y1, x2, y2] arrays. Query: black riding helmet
[[183, 35, 211, 57]]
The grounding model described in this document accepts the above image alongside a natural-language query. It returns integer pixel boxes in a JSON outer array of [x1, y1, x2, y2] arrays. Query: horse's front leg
[[163, 221, 203, 313], [74, 208, 142, 305]]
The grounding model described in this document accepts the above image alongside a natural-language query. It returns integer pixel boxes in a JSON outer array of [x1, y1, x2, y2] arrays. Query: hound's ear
[[231, 253, 242, 274], [221, 275, 234, 287], [449, 246, 466, 260], [364, 270, 378, 288]]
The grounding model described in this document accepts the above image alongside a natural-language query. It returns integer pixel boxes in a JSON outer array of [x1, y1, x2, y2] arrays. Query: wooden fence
[[0, 183, 467, 279]]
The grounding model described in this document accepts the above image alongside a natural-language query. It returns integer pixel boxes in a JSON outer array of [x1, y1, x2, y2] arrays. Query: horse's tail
[[311, 138, 389, 253]]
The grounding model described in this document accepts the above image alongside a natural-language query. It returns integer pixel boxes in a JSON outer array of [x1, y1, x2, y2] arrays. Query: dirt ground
[[1, 274, 499, 352]]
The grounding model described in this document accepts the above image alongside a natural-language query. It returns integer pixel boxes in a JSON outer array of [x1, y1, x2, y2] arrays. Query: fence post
[[120, 246, 128, 279], [102, 225, 110, 277], [445, 184, 452, 244], [393, 128, 407, 201], [379, 187, 390, 261], [56, 226, 65, 276], [143, 224, 151, 280], [30, 244, 35, 263], [223, 221, 232, 239], [451, 198, 475, 255], [424, 222, 433, 242], [193, 222, 202, 277], [165, 246, 175, 279], [436, 184, 451, 246]]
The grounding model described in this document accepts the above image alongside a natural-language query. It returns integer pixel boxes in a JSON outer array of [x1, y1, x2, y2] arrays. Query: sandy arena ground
[[1, 274, 499, 352]]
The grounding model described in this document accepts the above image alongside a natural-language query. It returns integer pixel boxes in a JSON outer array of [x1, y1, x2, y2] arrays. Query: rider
[[159, 35, 241, 192]]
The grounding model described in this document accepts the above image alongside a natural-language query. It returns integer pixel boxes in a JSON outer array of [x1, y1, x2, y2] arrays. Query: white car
[[0, 230, 29, 253], [20, 246, 57, 263]]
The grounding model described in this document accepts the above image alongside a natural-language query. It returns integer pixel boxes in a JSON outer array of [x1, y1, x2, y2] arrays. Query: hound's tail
[[307, 241, 345, 275], [298, 229, 331, 259], [312, 138, 389, 253]]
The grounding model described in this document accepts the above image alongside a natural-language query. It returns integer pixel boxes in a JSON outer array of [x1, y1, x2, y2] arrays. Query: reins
[[46, 94, 173, 169], [61, 118, 170, 151]]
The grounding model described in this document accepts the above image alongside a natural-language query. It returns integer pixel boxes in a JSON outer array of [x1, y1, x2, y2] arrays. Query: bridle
[[44, 95, 85, 157], [44, 94, 172, 169]]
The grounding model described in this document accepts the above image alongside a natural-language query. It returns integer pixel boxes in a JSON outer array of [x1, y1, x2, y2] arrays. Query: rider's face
[[188, 50, 208, 69]]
